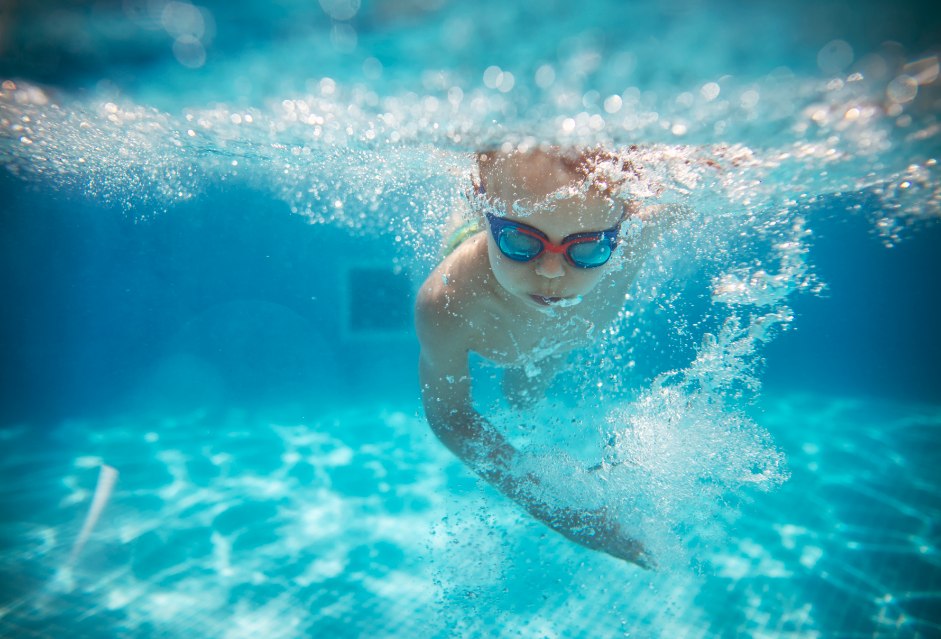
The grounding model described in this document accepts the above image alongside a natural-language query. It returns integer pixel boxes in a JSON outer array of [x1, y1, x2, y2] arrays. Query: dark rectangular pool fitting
[[344, 266, 413, 335]]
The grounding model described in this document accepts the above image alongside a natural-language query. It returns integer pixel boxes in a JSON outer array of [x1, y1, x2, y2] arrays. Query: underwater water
[[1, 0, 940, 637]]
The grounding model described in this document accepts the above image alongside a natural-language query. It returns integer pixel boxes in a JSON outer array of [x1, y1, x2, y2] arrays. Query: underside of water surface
[[1, 1, 940, 637]]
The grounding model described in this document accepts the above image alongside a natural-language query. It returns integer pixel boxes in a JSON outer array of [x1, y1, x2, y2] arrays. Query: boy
[[415, 148, 664, 569]]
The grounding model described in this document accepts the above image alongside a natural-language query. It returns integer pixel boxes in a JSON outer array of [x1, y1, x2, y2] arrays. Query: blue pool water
[[1, 1, 940, 637]]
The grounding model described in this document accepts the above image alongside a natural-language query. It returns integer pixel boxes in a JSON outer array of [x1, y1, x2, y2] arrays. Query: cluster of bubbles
[[1, 60, 937, 229], [479, 199, 812, 569]]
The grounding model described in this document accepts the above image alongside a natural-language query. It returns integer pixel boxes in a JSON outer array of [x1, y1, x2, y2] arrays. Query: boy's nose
[[535, 252, 565, 279]]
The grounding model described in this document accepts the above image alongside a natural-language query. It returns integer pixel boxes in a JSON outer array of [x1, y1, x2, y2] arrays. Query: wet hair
[[472, 145, 641, 203]]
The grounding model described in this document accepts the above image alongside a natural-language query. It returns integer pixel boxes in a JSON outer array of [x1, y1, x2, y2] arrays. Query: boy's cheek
[[488, 243, 522, 279], [572, 269, 609, 295], [491, 260, 527, 291]]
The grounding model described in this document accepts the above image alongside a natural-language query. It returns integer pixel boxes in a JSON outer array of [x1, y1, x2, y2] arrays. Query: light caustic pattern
[[0, 409, 451, 639], [0, 397, 938, 638]]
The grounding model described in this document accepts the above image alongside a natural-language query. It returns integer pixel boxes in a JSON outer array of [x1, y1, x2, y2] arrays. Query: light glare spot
[[887, 75, 918, 103], [75, 456, 103, 469], [162, 2, 205, 40], [817, 40, 853, 74], [740, 90, 760, 109], [603, 95, 622, 113], [172, 35, 206, 69], [535, 65, 555, 89], [701, 82, 720, 101], [330, 23, 357, 54], [319, 0, 360, 20], [483, 66, 503, 90], [362, 57, 382, 80], [622, 87, 640, 105], [903, 55, 939, 85]]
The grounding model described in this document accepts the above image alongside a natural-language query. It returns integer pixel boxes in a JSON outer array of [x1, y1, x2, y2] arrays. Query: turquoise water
[[1, 1, 940, 637]]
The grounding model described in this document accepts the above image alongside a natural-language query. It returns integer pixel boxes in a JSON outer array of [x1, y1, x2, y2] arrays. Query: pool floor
[[0, 393, 938, 639]]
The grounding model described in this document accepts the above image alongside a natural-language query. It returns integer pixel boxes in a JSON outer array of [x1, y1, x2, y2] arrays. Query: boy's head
[[470, 147, 637, 310], [472, 146, 636, 209]]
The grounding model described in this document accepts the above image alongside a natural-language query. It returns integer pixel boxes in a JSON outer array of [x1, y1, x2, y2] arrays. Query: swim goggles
[[484, 210, 620, 269]]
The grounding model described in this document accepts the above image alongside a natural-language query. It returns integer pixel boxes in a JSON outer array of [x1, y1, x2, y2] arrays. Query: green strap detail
[[442, 219, 483, 259]]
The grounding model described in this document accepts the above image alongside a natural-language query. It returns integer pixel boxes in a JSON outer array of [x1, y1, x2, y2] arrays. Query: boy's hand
[[552, 507, 656, 570]]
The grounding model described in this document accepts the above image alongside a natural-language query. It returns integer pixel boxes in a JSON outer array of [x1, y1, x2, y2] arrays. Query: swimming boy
[[415, 148, 666, 569]]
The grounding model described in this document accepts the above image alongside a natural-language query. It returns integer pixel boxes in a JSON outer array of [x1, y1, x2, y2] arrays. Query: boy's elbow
[[419, 388, 473, 444], [423, 405, 469, 459], [420, 391, 463, 434]]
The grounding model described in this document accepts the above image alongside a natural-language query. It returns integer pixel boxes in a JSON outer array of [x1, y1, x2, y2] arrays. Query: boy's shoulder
[[415, 233, 492, 337]]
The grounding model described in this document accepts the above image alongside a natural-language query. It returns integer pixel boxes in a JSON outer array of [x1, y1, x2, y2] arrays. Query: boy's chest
[[467, 298, 620, 367]]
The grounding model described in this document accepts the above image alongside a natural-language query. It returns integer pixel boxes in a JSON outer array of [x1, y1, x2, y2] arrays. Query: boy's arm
[[415, 293, 517, 487], [415, 287, 653, 568]]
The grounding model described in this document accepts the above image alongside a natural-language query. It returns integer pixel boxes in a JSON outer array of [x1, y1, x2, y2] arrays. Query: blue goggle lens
[[568, 241, 612, 267], [498, 229, 543, 260]]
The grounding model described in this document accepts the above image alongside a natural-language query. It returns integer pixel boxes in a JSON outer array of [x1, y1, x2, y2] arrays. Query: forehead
[[484, 152, 573, 199], [502, 196, 621, 240]]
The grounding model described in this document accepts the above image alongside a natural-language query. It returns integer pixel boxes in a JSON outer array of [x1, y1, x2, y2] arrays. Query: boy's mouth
[[529, 294, 563, 306], [528, 294, 585, 308]]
